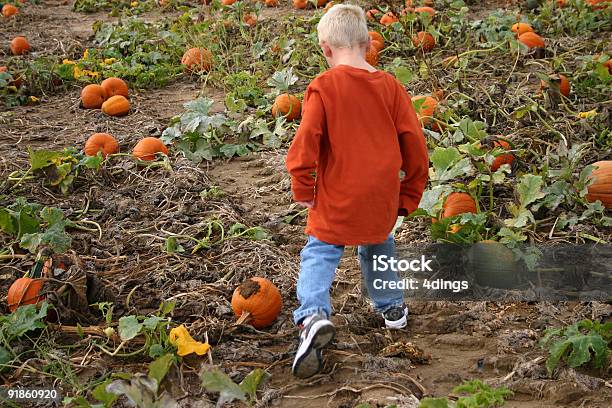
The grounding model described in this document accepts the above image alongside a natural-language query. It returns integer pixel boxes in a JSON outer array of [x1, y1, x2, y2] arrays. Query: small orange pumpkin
[[7, 277, 45, 312], [10, 36, 30, 55], [231, 277, 282, 329], [414, 6, 435, 16], [380, 12, 398, 26], [540, 74, 570, 97], [243, 14, 257, 27], [586, 0, 611, 10], [293, 0, 307, 8], [221, 0, 236, 5], [585, 161, 612, 208], [264, 0, 278, 6], [511, 22, 534, 35], [412, 31, 436, 52], [518, 32, 545, 49], [370, 39, 384, 52], [488, 139, 514, 171], [84, 133, 119, 157], [81, 84, 107, 109], [604, 59, 612, 74], [316, 0, 327, 6], [101, 95, 130, 116], [441, 192, 477, 219], [101, 77, 129, 98], [181, 48, 213, 72], [272, 94, 301, 121], [369, 31, 384, 46], [133, 137, 169, 161], [411, 95, 437, 126], [366, 9, 380, 20], [365, 47, 379, 66], [555, 0, 568, 7], [2, 4, 19, 17]]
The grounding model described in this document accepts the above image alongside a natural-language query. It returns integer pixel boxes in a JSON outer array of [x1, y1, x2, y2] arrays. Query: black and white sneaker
[[292, 312, 336, 378], [383, 306, 409, 329]]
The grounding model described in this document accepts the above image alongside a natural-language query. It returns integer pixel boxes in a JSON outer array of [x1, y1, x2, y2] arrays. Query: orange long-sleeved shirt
[[285, 65, 429, 246]]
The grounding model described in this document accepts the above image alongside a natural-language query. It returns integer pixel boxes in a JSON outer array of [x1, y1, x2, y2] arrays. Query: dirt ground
[[1, 2, 611, 408]]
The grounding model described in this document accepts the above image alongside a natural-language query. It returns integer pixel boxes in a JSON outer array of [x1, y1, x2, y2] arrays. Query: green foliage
[[0, 199, 74, 254], [0, 303, 50, 368], [200, 367, 270, 406], [540, 319, 611, 376], [419, 380, 512, 408]]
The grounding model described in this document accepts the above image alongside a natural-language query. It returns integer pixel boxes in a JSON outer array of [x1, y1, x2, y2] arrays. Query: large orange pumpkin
[[586, 161, 612, 208], [231, 277, 282, 329], [2, 4, 18, 17], [511, 22, 534, 35], [101, 77, 129, 98], [441, 192, 477, 219], [380, 12, 398, 26], [365, 47, 379, 66], [540, 74, 570, 97], [412, 31, 436, 52], [518, 32, 545, 49], [133, 137, 169, 161], [181, 48, 213, 72], [7, 277, 45, 312], [84, 133, 119, 157], [102, 95, 130, 116], [10, 36, 30, 55], [488, 139, 514, 171], [81, 84, 107, 109], [414, 6, 435, 16], [411, 95, 437, 126], [272, 94, 301, 121]]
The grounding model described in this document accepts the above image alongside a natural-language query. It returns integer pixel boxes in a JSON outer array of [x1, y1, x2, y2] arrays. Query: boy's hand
[[297, 201, 314, 208]]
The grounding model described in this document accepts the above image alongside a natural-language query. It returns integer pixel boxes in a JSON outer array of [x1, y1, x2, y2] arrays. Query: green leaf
[[239, 368, 270, 401], [91, 380, 118, 407], [517, 174, 546, 207], [79, 154, 104, 170], [118, 315, 143, 341], [267, 68, 298, 92], [418, 398, 449, 408], [28, 148, 63, 170], [200, 368, 246, 405], [148, 354, 176, 386], [0, 346, 13, 366], [165, 237, 184, 254], [430, 147, 473, 182], [393, 66, 414, 85], [142, 316, 164, 330], [149, 344, 165, 359], [5, 302, 49, 339], [0, 209, 17, 235], [158, 300, 176, 317]]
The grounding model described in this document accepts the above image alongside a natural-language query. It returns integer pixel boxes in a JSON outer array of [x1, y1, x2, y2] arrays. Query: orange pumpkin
[[365, 47, 379, 66], [369, 31, 384, 45], [585, 161, 612, 208], [586, 0, 611, 10], [511, 22, 534, 35], [412, 31, 436, 52], [181, 48, 213, 72], [84, 133, 119, 158], [272, 93, 301, 121], [293, 0, 307, 8], [604, 59, 612, 74], [264, 0, 278, 6], [2, 4, 18, 17], [380, 12, 398, 26], [366, 9, 380, 20], [414, 6, 435, 16], [315, 0, 327, 7], [540, 74, 570, 97], [221, 0, 236, 5], [489, 139, 514, 171], [133, 137, 169, 161], [81, 84, 107, 109], [411, 95, 437, 126], [555, 0, 567, 7], [441, 192, 477, 219], [518, 32, 545, 49], [231, 277, 282, 329], [10, 36, 30, 55], [7, 277, 45, 312], [370, 39, 384, 52], [243, 14, 257, 27], [101, 77, 129, 98], [101, 95, 130, 116]]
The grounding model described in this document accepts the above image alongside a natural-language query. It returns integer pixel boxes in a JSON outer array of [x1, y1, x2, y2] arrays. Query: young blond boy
[[285, 5, 429, 378]]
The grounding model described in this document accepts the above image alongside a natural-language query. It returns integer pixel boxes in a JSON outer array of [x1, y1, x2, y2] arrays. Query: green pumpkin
[[467, 241, 517, 289]]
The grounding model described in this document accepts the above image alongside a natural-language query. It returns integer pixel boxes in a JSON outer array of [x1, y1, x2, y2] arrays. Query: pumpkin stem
[[238, 279, 261, 299], [235, 311, 252, 326]]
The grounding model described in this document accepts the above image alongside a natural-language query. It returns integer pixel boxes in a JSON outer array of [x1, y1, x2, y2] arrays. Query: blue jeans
[[293, 234, 405, 324]]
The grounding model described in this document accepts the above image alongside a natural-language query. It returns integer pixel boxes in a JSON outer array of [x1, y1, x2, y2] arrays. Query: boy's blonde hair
[[317, 4, 369, 48]]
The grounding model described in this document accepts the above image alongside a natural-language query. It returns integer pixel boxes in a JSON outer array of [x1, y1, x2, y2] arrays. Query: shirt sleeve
[[285, 87, 326, 202], [394, 83, 430, 215]]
